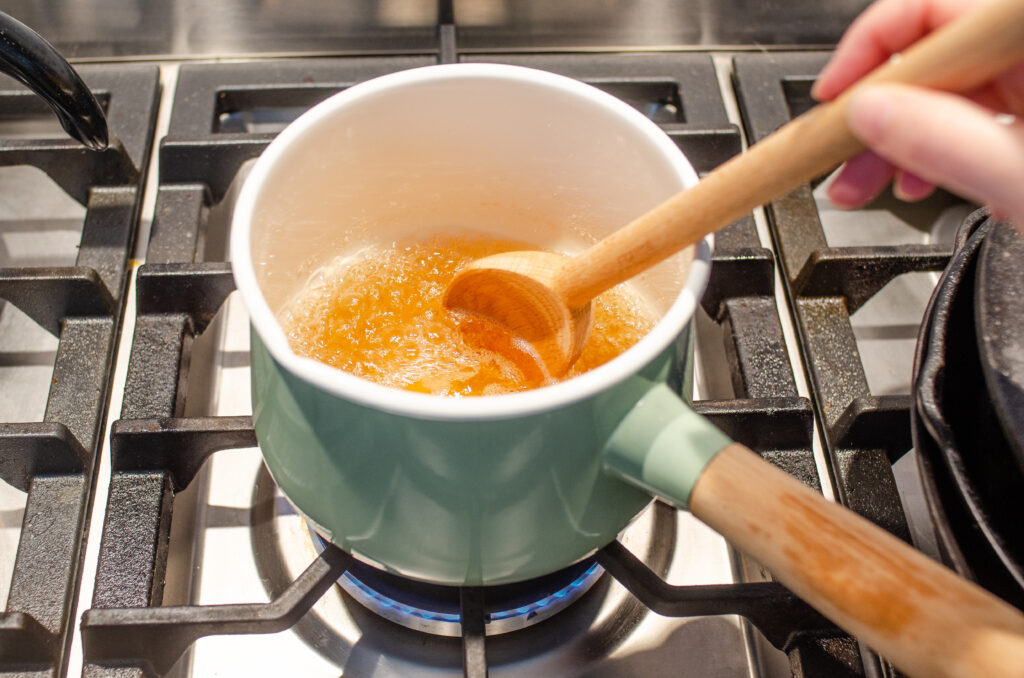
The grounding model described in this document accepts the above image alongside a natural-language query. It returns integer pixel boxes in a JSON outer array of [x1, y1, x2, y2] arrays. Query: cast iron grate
[[732, 52, 947, 543], [80, 49, 858, 678], [733, 52, 969, 678], [82, 55, 436, 678], [0, 66, 159, 678]]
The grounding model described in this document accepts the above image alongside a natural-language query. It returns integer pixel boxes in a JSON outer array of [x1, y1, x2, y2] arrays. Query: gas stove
[[0, 5, 987, 678]]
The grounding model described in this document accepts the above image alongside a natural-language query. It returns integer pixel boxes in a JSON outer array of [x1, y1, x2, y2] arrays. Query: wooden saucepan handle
[[690, 444, 1024, 678], [557, 0, 1024, 308]]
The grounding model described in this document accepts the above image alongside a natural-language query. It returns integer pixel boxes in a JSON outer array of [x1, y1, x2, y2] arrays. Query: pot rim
[[231, 63, 713, 421]]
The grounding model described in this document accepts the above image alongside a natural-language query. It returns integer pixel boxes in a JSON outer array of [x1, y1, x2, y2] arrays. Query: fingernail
[[846, 86, 896, 145], [810, 78, 824, 102], [811, 46, 844, 101], [826, 179, 860, 208], [893, 172, 934, 202], [810, 60, 835, 101]]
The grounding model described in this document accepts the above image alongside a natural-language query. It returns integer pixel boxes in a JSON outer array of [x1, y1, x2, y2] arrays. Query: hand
[[813, 0, 1024, 225]]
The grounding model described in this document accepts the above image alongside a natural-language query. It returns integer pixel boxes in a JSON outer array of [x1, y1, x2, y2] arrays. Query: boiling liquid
[[280, 235, 656, 396]]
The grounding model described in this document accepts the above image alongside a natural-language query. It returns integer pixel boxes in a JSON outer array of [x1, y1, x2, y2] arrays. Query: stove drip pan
[[310, 531, 604, 636]]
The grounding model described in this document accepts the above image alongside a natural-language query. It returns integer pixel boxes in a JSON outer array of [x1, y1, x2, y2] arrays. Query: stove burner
[[310, 531, 604, 636]]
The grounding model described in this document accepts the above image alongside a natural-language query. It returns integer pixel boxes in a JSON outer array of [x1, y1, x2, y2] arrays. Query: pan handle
[[603, 383, 1024, 678], [0, 11, 108, 150]]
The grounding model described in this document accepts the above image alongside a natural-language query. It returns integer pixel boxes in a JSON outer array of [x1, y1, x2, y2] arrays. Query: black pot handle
[[0, 11, 108, 150]]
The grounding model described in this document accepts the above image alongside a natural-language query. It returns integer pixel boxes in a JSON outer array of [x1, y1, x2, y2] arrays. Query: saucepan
[[233, 64, 709, 585], [231, 63, 1024, 678]]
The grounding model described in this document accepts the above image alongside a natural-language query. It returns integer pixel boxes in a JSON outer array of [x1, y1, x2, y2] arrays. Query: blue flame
[[342, 562, 602, 626]]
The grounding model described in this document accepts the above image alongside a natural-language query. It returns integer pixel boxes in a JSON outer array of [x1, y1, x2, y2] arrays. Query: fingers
[[814, 0, 1024, 226], [893, 171, 937, 202], [827, 153, 936, 208], [959, 62, 1024, 114], [827, 150, 897, 207], [995, 60, 1024, 115], [812, 0, 987, 101], [846, 83, 1024, 224]]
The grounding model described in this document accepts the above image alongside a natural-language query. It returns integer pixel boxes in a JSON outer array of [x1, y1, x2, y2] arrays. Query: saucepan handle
[[603, 383, 1024, 678], [0, 11, 108, 150]]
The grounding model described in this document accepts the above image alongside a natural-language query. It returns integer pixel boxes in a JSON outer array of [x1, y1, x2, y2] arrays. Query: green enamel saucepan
[[232, 43, 1024, 678]]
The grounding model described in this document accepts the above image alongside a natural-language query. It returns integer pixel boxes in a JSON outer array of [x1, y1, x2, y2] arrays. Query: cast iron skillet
[[912, 209, 1024, 610], [976, 222, 1024, 475], [0, 11, 108, 150]]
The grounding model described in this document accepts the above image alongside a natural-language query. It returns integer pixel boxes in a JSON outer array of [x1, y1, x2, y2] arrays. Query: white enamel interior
[[231, 63, 712, 420]]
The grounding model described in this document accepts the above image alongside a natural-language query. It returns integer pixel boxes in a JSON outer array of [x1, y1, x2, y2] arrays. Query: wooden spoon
[[445, 0, 1024, 377]]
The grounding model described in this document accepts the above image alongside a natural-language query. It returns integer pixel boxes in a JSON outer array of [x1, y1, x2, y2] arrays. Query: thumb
[[846, 83, 1024, 225]]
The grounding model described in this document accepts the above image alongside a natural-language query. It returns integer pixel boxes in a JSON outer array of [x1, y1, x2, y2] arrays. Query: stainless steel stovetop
[[0, 4, 983, 677]]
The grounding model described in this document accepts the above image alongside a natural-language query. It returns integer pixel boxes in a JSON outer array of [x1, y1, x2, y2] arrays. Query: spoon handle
[[690, 443, 1024, 678], [557, 0, 1024, 308]]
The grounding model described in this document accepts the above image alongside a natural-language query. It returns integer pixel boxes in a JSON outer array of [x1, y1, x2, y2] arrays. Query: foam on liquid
[[279, 234, 656, 396]]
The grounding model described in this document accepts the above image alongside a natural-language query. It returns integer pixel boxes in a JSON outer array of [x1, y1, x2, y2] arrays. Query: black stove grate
[[733, 51, 945, 549], [82, 55, 436, 678], [71, 49, 881, 678], [0, 66, 159, 678], [733, 52, 974, 678]]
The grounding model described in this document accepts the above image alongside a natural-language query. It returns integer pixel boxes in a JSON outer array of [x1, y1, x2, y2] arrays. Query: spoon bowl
[[444, 250, 593, 377]]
